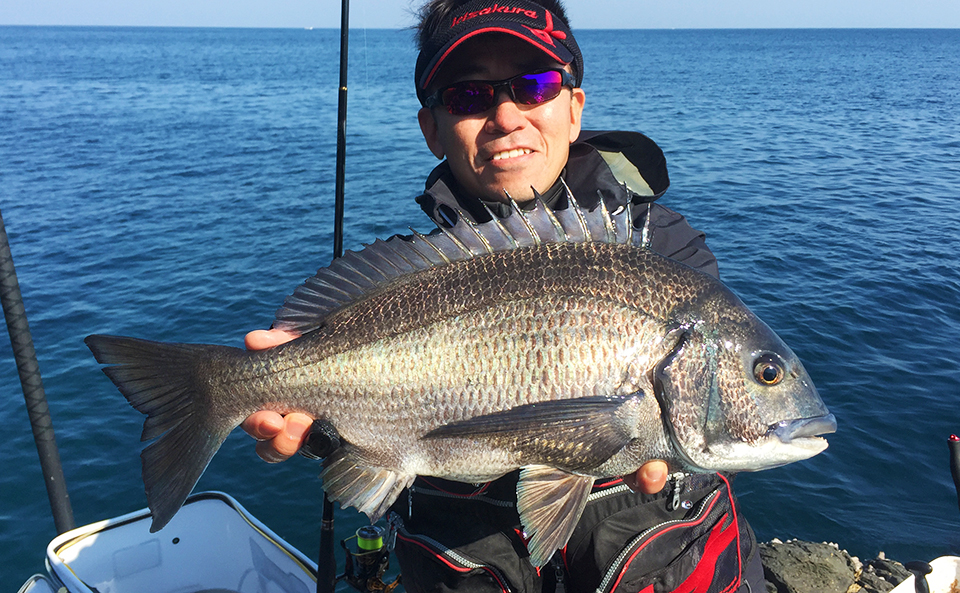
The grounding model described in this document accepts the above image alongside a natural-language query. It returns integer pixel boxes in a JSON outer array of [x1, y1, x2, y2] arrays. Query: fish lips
[[769, 413, 837, 443]]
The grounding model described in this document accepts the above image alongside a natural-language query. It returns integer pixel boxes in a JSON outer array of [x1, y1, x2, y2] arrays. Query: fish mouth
[[769, 414, 837, 443]]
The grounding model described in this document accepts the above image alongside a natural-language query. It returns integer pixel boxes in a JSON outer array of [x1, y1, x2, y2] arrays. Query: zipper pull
[[550, 555, 565, 593], [386, 513, 399, 552], [408, 488, 414, 519], [668, 472, 684, 511]]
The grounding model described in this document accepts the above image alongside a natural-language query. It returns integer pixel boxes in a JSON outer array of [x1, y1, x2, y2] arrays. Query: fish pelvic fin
[[517, 466, 594, 567], [321, 446, 415, 523], [85, 334, 245, 532]]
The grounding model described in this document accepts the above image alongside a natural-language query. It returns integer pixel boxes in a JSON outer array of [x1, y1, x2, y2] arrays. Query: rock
[[757, 540, 913, 593], [759, 540, 857, 593], [857, 568, 896, 593], [865, 558, 912, 587]]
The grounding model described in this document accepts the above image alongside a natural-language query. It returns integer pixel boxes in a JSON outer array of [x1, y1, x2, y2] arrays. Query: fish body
[[86, 199, 835, 567]]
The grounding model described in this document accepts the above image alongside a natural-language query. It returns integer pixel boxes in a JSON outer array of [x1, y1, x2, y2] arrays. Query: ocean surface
[[2, 26, 960, 588]]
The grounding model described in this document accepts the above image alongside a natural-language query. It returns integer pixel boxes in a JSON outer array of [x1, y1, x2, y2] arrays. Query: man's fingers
[[242, 410, 285, 440], [254, 412, 314, 463], [623, 460, 669, 494], [245, 328, 299, 351], [256, 439, 291, 463]]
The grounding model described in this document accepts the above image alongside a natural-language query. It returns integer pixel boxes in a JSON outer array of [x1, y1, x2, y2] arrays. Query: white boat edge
[[19, 491, 318, 593], [890, 556, 960, 593]]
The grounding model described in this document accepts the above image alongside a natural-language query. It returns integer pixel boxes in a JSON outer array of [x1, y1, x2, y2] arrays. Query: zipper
[[551, 554, 566, 593], [595, 488, 720, 593], [667, 472, 685, 512], [587, 483, 633, 503]]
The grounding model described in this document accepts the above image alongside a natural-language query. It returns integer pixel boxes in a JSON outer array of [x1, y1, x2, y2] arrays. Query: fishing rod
[[332, 0, 349, 262], [316, 1, 350, 592], [0, 207, 75, 535], [899, 435, 960, 593], [949, 434, 960, 513]]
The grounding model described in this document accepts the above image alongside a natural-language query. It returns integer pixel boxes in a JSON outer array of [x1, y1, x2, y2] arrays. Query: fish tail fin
[[85, 334, 246, 532]]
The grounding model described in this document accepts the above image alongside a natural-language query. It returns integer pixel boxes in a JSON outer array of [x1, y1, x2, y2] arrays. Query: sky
[[2, 0, 959, 29]]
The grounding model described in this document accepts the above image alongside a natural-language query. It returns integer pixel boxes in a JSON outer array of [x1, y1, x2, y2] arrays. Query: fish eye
[[753, 354, 785, 386]]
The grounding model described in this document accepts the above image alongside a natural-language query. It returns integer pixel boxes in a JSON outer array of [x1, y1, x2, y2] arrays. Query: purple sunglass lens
[[444, 82, 495, 115], [441, 71, 566, 115], [511, 71, 564, 105]]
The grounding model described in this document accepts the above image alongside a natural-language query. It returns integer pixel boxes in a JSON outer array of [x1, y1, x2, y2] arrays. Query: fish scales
[[262, 297, 666, 443], [85, 199, 835, 568], [237, 244, 677, 478]]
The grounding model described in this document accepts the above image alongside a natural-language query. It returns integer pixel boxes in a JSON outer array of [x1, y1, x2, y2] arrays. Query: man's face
[[418, 34, 586, 203]]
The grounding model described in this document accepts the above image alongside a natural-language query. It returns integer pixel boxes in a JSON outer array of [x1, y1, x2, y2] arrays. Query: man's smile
[[491, 148, 534, 161]]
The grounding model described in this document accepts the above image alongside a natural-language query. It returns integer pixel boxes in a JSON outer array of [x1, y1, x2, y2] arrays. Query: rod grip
[[949, 435, 960, 513]]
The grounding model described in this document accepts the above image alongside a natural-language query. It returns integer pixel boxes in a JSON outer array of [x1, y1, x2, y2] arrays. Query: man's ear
[[568, 87, 586, 144], [418, 107, 445, 160]]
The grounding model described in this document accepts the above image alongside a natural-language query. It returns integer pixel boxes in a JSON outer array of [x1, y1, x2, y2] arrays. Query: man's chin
[[481, 184, 539, 204]]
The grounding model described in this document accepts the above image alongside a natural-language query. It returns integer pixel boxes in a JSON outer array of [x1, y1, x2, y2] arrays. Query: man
[[244, 1, 765, 591]]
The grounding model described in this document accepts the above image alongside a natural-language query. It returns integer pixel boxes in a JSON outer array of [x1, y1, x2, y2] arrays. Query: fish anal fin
[[321, 447, 414, 522], [423, 395, 643, 472], [517, 466, 594, 567]]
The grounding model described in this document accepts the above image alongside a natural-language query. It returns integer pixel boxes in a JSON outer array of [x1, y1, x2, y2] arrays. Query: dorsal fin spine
[[479, 202, 519, 249], [541, 198, 566, 241], [365, 242, 405, 275], [381, 238, 420, 270], [639, 203, 652, 248], [508, 196, 542, 246], [598, 198, 615, 243], [572, 198, 591, 241], [409, 230, 450, 265], [331, 260, 375, 288], [437, 224, 476, 259], [463, 217, 496, 255], [311, 277, 356, 299]]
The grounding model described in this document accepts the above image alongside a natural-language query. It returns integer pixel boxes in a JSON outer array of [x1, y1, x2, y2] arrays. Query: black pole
[[949, 434, 960, 513], [0, 208, 75, 535], [318, 1, 350, 592], [332, 0, 350, 261]]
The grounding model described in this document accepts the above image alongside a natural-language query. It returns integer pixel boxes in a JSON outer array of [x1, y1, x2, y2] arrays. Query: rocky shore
[[759, 539, 917, 593]]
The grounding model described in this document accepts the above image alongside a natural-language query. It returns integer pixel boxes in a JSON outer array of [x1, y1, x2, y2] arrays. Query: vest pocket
[[593, 487, 744, 593], [391, 513, 540, 593]]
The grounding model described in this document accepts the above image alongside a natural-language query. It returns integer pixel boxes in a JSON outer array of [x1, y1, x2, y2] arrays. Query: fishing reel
[[298, 421, 401, 593], [339, 525, 401, 593]]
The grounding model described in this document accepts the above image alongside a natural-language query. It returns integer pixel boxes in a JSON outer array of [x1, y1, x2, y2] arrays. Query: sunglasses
[[424, 69, 576, 116]]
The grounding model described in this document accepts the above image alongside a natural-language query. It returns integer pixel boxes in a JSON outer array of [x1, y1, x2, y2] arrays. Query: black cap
[[415, 0, 583, 105]]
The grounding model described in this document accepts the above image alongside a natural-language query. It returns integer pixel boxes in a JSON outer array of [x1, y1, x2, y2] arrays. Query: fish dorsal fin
[[517, 466, 595, 567], [273, 198, 636, 334]]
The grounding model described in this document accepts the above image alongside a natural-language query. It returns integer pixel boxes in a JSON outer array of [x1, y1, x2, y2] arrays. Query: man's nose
[[486, 88, 525, 132]]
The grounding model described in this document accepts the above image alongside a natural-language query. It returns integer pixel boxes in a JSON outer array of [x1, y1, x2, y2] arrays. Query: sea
[[2, 26, 959, 588]]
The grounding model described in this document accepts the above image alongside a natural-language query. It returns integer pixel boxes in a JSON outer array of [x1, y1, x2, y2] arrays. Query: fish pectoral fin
[[517, 465, 594, 567], [320, 446, 414, 522], [423, 394, 643, 471]]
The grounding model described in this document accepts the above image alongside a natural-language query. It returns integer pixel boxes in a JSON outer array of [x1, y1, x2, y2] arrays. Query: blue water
[[3, 26, 960, 588]]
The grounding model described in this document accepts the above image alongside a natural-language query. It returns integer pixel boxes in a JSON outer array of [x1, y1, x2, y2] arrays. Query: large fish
[[86, 198, 835, 567]]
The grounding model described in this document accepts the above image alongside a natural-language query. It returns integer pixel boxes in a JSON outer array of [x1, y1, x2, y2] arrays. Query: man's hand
[[622, 460, 669, 494], [242, 410, 314, 463], [244, 328, 298, 350], [242, 329, 310, 463]]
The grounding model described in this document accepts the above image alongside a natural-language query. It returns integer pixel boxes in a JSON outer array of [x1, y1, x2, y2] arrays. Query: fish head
[[654, 286, 836, 473]]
